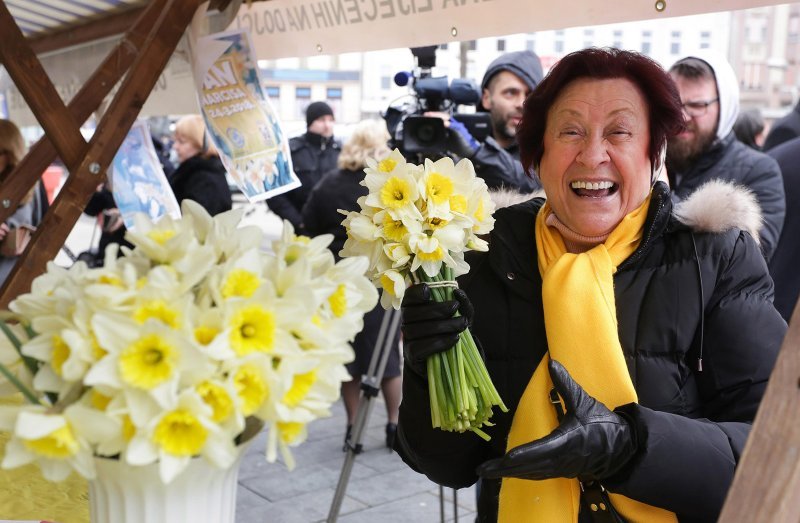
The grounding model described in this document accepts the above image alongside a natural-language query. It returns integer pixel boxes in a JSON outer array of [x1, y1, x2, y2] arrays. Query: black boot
[[342, 424, 352, 453], [385, 422, 397, 449]]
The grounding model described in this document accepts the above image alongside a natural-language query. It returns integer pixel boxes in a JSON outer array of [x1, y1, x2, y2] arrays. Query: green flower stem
[[0, 361, 40, 405], [417, 268, 507, 439]]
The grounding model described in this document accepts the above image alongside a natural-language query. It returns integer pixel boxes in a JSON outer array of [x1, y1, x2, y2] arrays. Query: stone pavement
[[235, 397, 477, 523]]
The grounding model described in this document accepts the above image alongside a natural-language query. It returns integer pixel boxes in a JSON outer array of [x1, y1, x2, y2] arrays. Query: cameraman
[[430, 50, 543, 193]]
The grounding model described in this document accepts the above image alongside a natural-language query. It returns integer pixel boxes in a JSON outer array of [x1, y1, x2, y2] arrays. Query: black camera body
[[385, 46, 491, 157]]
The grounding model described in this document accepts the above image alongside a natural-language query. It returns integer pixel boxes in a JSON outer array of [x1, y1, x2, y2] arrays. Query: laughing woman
[[395, 48, 785, 522]]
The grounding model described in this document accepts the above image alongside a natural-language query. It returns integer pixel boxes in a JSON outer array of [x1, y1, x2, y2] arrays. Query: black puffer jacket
[[269, 132, 340, 231], [668, 132, 785, 262], [471, 137, 541, 193], [169, 154, 231, 216], [395, 182, 784, 522]]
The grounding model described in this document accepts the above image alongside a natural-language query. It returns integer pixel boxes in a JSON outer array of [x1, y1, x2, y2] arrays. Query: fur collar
[[489, 179, 762, 244], [673, 179, 762, 245]]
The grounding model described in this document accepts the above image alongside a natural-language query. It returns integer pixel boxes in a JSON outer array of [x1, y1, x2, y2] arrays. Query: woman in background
[[0, 119, 44, 286], [303, 119, 402, 449], [170, 114, 231, 216]]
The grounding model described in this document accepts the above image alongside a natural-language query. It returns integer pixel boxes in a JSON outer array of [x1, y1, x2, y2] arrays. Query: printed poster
[[191, 29, 300, 202], [111, 120, 181, 231]]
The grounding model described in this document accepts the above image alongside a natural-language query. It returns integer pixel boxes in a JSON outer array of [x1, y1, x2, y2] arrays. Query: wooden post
[[0, 0, 203, 308], [718, 300, 800, 522]]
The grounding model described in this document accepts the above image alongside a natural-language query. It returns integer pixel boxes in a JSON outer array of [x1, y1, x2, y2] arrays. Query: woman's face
[[172, 132, 201, 163], [538, 77, 652, 237]]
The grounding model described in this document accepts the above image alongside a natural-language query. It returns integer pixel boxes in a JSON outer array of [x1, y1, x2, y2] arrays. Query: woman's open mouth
[[570, 180, 619, 198]]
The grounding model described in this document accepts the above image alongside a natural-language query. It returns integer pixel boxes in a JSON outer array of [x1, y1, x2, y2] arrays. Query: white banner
[[228, 0, 785, 59]]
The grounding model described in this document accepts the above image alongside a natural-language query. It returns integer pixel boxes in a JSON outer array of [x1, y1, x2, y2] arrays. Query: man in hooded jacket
[[438, 51, 544, 193], [666, 51, 785, 261]]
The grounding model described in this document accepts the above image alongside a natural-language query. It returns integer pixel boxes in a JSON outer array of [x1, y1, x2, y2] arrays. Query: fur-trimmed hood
[[489, 179, 762, 244]]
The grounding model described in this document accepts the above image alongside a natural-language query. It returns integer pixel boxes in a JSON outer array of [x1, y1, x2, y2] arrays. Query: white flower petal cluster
[[0, 200, 376, 483], [340, 150, 495, 308]]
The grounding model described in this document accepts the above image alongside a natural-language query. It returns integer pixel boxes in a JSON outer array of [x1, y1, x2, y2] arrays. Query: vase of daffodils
[[340, 150, 507, 439], [0, 201, 377, 523]]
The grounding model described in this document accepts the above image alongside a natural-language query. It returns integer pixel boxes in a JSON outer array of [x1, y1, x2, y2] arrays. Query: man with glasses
[[666, 52, 785, 261]]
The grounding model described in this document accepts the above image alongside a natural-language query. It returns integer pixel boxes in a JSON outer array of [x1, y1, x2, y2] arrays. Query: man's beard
[[492, 111, 517, 143], [666, 123, 718, 174]]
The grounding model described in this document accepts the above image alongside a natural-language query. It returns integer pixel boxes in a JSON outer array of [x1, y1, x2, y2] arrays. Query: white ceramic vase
[[87, 448, 248, 523]]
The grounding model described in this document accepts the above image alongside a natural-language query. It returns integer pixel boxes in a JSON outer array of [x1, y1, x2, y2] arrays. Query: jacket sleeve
[[744, 155, 785, 262], [471, 140, 539, 193], [605, 230, 785, 522], [268, 193, 302, 230]]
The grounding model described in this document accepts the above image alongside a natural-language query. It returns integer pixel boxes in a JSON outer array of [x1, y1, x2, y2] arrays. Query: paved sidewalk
[[236, 397, 477, 523]]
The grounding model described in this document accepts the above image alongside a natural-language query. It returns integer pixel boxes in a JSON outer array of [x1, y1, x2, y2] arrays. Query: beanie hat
[[479, 51, 544, 110], [306, 101, 334, 127]]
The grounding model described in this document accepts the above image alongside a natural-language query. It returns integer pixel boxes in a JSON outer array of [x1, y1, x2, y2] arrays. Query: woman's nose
[[576, 136, 610, 169]]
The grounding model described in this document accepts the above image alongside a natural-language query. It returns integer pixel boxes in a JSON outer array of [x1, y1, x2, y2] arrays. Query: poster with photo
[[191, 29, 300, 202], [111, 120, 181, 231]]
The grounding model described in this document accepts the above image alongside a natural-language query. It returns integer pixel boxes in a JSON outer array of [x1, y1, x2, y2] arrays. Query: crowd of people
[[2, 41, 799, 521]]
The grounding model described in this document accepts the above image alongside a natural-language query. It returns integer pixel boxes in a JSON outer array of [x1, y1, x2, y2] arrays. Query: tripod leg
[[327, 307, 401, 523]]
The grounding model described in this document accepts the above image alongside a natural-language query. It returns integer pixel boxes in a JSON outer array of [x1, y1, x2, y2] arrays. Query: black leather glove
[[401, 283, 473, 377], [477, 360, 638, 482]]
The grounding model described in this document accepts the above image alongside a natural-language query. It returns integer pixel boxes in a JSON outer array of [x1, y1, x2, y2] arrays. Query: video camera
[[384, 46, 491, 157]]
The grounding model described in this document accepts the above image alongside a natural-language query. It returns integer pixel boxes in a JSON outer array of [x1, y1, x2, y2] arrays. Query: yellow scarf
[[498, 194, 677, 523]]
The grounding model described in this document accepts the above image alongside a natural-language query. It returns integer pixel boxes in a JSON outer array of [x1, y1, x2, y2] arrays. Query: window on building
[[555, 40, 564, 53], [790, 15, 799, 43], [266, 86, 280, 98], [327, 87, 342, 99], [670, 30, 681, 55], [700, 31, 711, 49], [381, 76, 391, 90], [467, 40, 477, 51], [439, 43, 449, 50], [526, 39, 535, 51], [497, 39, 506, 52], [613, 30, 623, 49], [295, 86, 311, 119], [584, 29, 594, 48], [641, 41, 651, 54]]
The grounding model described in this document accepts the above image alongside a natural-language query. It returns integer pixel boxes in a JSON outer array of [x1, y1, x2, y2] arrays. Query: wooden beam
[[718, 300, 800, 522], [0, 0, 204, 309], [27, 7, 146, 56], [0, 2, 85, 168], [0, 0, 167, 226]]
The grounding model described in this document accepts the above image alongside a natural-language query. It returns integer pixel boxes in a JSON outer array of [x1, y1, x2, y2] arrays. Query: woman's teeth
[[570, 181, 614, 190]]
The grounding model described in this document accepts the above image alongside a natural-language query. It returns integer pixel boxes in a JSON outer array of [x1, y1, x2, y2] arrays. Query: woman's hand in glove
[[401, 283, 473, 377], [477, 360, 638, 482]]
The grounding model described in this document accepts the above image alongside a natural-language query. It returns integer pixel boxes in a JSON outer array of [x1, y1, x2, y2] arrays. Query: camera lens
[[416, 123, 436, 144]]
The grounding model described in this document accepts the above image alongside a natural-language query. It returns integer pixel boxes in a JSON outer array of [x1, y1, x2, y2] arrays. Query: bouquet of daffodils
[[0, 201, 377, 483], [340, 150, 507, 439]]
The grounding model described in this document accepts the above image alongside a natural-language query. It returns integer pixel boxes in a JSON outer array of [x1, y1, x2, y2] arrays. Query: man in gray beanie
[[434, 50, 543, 192], [269, 101, 341, 231]]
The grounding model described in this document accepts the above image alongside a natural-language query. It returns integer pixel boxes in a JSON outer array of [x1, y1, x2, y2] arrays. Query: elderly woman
[[170, 114, 232, 216], [396, 48, 785, 522]]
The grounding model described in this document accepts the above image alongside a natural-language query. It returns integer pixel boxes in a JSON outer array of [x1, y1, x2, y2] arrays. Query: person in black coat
[[269, 101, 340, 232], [302, 119, 402, 449], [169, 114, 231, 217], [396, 48, 784, 522], [767, 136, 800, 321], [763, 100, 800, 151], [666, 52, 785, 262]]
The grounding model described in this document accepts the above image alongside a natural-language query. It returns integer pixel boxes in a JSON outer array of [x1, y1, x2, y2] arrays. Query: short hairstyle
[[669, 57, 716, 82], [174, 114, 217, 158], [518, 47, 684, 174], [0, 119, 26, 170], [338, 119, 390, 171]]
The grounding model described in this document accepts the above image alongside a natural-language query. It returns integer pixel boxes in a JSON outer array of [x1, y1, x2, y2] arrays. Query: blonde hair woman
[[301, 119, 401, 449], [169, 114, 231, 216]]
